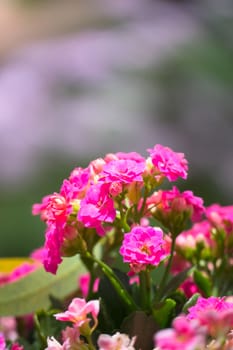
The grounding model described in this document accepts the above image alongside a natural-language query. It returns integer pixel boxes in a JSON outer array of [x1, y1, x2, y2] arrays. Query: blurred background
[[0, 0, 233, 257]]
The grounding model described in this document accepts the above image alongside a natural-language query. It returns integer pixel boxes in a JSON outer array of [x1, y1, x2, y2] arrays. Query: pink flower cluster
[[155, 296, 233, 350], [33, 144, 190, 274], [119, 226, 168, 274]]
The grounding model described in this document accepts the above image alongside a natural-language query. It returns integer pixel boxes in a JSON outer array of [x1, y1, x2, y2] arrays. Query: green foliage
[[152, 298, 176, 329], [193, 269, 212, 297], [0, 255, 85, 316]]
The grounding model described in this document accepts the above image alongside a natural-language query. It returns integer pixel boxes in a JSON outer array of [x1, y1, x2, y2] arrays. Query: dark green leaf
[[163, 267, 192, 298]]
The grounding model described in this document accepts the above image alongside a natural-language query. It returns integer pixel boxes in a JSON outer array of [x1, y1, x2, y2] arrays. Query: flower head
[[154, 315, 206, 350], [147, 144, 188, 182], [187, 296, 233, 339], [55, 298, 99, 333], [119, 226, 168, 273], [101, 159, 145, 185], [78, 183, 116, 235]]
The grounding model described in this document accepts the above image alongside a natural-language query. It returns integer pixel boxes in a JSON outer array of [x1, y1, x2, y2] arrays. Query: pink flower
[[177, 220, 212, 248], [78, 183, 116, 235], [179, 278, 200, 299], [11, 344, 24, 350], [119, 226, 168, 273], [62, 327, 85, 350], [54, 298, 100, 331], [79, 273, 99, 298], [97, 332, 136, 350], [101, 159, 145, 185], [154, 315, 206, 350], [61, 167, 90, 201], [187, 296, 233, 320], [0, 317, 17, 342], [187, 297, 233, 339], [32, 194, 51, 221], [206, 204, 233, 234], [147, 144, 188, 182], [147, 187, 205, 227], [161, 187, 205, 222], [0, 333, 6, 350], [43, 224, 63, 274], [45, 337, 63, 350]]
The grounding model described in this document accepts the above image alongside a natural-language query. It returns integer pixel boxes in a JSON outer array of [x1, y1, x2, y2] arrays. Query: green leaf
[[193, 269, 212, 297], [163, 267, 192, 298], [0, 255, 86, 316], [152, 298, 176, 328], [182, 293, 201, 314]]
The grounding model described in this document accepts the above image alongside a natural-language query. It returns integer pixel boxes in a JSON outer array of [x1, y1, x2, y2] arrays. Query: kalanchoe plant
[[2, 143, 233, 350]]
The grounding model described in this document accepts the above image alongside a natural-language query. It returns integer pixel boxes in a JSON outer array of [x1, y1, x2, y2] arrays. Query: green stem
[[139, 270, 151, 311], [118, 201, 130, 232], [157, 237, 176, 301], [83, 251, 138, 312], [85, 334, 96, 350]]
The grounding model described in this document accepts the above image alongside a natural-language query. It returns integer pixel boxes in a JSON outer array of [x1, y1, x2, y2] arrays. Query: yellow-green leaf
[[0, 255, 86, 316]]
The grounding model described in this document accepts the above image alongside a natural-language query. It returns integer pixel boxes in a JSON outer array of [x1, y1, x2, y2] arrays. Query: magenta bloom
[[187, 296, 233, 339], [43, 225, 63, 274], [187, 296, 233, 321], [0, 332, 6, 350], [119, 226, 167, 273], [60, 166, 90, 201], [101, 159, 145, 184], [154, 315, 206, 350], [78, 183, 116, 235], [148, 144, 188, 181], [55, 297, 99, 330]]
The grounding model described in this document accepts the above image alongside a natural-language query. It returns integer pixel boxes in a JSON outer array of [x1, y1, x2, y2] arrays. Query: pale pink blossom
[[78, 183, 116, 235], [147, 144, 188, 182], [0, 317, 17, 342], [119, 226, 168, 273], [97, 332, 136, 350], [45, 337, 63, 350], [206, 204, 233, 234], [54, 298, 100, 331], [176, 221, 212, 251]]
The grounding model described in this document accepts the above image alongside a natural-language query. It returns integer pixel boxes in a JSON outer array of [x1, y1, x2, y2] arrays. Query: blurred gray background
[[0, 0, 233, 257]]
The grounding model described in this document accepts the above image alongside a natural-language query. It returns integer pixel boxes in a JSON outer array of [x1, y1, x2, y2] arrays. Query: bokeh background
[[0, 0, 233, 257]]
